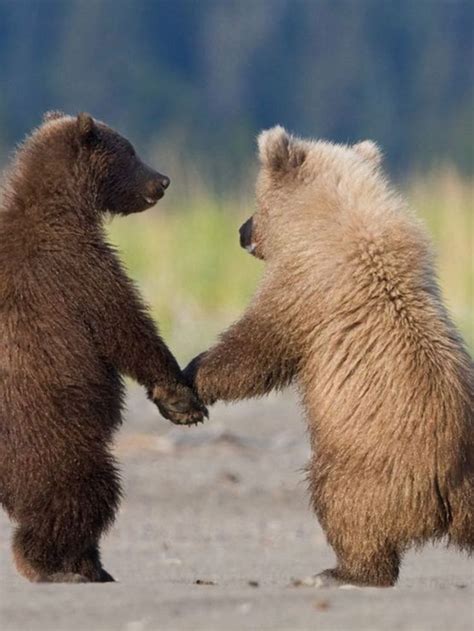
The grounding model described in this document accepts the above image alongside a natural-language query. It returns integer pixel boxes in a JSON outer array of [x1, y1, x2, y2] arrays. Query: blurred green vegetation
[[107, 169, 473, 364], [107, 192, 262, 362], [407, 170, 473, 350]]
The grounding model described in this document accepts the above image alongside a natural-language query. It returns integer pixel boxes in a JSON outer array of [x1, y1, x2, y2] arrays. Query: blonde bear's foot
[[291, 569, 361, 589]]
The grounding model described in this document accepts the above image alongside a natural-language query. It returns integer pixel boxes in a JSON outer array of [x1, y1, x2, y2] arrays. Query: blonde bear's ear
[[258, 126, 306, 171], [353, 140, 383, 167], [43, 110, 66, 123]]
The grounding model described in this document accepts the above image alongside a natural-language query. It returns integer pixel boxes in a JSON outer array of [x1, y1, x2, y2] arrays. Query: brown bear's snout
[[239, 217, 256, 254], [143, 173, 170, 205]]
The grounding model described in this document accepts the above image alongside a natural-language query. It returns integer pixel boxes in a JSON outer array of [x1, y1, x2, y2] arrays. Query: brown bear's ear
[[43, 110, 65, 123], [258, 126, 306, 171], [76, 112, 97, 144], [353, 140, 382, 167]]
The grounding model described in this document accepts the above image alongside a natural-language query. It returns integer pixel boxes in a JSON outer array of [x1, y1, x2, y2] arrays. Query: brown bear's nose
[[159, 175, 170, 190], [144, 174, 170, 202]]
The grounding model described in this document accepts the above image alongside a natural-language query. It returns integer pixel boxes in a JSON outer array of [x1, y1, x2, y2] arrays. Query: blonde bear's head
[[239, 126, 384, 262]]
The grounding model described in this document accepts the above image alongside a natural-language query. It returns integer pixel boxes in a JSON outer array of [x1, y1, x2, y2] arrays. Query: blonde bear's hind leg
[[293, 544, 400, 589]]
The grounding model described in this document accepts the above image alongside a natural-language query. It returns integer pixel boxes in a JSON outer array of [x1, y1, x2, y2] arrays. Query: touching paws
[[182, 353, 202, 386], [183, 353, 216, 406], [149, 382, 208, 426]]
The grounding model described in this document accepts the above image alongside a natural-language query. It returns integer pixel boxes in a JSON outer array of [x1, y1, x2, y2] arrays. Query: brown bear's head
[[20, 112, 170, 216], [239, 126, 383, 262]]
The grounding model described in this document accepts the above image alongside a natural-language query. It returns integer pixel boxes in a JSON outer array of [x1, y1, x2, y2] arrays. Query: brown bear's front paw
[[149, 382, 208, 426]]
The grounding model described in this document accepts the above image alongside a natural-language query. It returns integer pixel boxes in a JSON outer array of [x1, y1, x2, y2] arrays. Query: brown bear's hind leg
[[12, 455, 120, 583], [13, 528, 115, 583]]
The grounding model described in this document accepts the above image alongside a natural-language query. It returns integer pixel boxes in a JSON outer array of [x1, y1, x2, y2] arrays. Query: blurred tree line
[[0, 0, 472, 180]]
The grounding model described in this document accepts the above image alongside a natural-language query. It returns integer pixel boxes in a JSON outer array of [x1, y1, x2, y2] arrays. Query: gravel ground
[[1, 387, 473, 631]]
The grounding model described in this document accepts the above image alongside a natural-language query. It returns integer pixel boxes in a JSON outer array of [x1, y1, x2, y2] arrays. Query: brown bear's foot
[[42, 569, 114, 583], [13, 530, 115, 584], [98, 568, 116, 582], [15, 559, 114, 584], [36, 569, 114, 583], [40, 572, 90, 583]]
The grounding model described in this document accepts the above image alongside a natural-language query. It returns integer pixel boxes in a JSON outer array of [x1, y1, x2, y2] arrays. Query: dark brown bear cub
[[0, 112, 207, 583]]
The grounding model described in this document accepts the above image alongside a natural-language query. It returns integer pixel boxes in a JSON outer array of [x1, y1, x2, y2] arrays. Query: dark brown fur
[[0, 112, 206, 583], [185, 127, 474, 587]]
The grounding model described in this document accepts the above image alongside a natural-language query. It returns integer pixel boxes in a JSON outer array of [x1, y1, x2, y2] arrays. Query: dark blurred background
[[0, 0, 472, 354], [0, 0, 473, 178]]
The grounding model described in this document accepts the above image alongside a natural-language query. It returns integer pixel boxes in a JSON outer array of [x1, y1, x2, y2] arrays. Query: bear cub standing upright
[[185, 127, 474, 587], [0, 112, 207, 583]]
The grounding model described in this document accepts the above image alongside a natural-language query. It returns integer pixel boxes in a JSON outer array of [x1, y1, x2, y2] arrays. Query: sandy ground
[[1, 387, 473, 631]]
